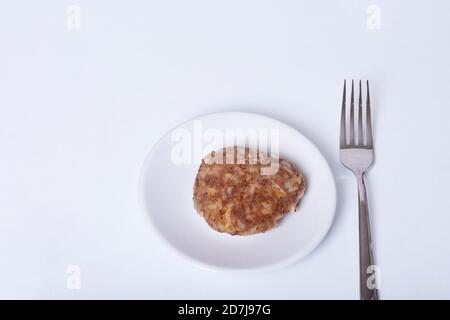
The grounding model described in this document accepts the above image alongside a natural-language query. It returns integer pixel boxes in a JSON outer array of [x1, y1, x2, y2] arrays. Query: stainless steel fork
[[340, 80, 379, 300]]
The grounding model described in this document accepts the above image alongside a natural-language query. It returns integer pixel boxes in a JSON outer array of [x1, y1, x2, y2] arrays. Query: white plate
[[139, 112, 336, 272]]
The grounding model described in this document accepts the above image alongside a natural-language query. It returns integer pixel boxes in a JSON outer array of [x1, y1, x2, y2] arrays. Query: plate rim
[[138, 111, 337, 273]]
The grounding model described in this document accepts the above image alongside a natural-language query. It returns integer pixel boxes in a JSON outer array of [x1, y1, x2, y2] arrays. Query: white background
[[1, 0, 449, 299]]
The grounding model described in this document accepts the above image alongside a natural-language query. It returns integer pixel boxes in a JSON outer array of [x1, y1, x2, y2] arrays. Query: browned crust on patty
[[193, 146, 305, 235]]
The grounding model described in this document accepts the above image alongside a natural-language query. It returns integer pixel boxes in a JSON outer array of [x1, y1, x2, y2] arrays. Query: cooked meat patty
[[193, 146, 305, 235]]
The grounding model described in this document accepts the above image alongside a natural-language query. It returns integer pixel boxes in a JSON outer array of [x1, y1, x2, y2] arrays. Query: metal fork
[[340, 80, 379, 300]]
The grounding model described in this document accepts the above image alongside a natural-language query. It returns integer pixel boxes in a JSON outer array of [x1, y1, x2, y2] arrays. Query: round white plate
[[139, 112, 336, 272]]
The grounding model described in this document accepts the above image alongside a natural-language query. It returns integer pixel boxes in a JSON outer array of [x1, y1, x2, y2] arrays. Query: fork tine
[[340, 80, 346, 147], [366, 80, 373, 147], [349, 80, 355, 145], [358, 80, 363, 145]]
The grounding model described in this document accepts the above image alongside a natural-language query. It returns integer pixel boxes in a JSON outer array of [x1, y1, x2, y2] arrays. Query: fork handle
[[356, 173, 379, 300]]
